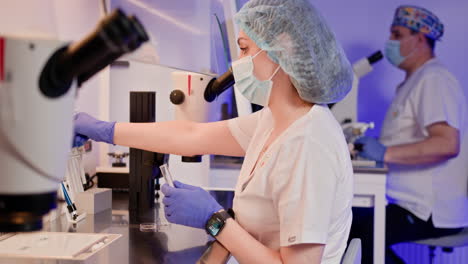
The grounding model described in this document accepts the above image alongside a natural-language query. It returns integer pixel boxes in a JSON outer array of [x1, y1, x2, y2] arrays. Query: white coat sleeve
[[413, 72, 465, 131], [227, 110, 263, 151], [270, 135, 339, 246]]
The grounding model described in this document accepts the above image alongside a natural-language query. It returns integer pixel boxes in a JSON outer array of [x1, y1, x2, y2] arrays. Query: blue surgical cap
[[234, 0, 353, 104], [392, 5, 444, 40]]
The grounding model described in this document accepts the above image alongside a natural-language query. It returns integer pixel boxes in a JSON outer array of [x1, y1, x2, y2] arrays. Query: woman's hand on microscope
[[161, 181, 222, 229], [73, 112, 116, 145]]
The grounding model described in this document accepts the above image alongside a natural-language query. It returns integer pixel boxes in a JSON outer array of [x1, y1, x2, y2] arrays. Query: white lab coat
[[228, 104, 353, 264], [381, 58, 468, 228]]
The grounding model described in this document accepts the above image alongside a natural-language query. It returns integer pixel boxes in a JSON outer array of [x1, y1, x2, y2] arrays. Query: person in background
[[74, 0, 355, 263], [350, 5, 468, 264]]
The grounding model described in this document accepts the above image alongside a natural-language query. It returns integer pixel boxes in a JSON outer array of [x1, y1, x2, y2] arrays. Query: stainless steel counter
[[2, 160, 387, 264], [35, 192, 223, 264]]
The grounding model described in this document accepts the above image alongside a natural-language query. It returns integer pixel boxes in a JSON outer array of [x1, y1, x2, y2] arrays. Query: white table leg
[[373, 192, 386, 264]]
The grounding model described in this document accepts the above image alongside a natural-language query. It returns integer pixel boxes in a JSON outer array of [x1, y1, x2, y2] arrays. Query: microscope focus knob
[[170, 90, 185, 105]]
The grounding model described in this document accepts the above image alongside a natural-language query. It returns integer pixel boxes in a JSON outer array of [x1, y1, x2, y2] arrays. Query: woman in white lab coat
[[74, 0, 354, 263]]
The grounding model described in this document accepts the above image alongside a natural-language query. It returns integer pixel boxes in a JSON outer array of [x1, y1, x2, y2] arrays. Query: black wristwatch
[[205, 209, 235, 237]]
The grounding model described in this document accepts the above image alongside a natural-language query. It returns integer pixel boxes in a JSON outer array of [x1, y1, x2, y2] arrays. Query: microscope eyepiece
[[39, 8, 149, 98], [367, 51, 383, 65], [204, 68, 235, 102]]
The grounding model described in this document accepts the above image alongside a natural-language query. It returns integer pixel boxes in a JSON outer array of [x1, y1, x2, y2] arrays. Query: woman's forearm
[[113, 120, 245, 157], [113, 120, 202, 156], [216, 219, 283, 264]]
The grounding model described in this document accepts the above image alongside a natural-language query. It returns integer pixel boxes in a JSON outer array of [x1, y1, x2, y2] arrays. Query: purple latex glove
[[355, 136, 387, 162], [72, 134, 89, 148], [74, 112, 116, 145], [161, 181, 222, 229]]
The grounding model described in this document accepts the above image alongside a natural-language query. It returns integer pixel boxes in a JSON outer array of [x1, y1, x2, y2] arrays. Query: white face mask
[[232, 50, 280, 106], [384, 36, 417, 67]]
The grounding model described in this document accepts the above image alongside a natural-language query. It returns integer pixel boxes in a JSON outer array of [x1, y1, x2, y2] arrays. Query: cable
[[83, 173, 98, 191]]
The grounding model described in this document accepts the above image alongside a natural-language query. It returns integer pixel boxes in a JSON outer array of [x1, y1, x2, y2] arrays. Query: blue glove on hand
[[72, 134, 89, 148], [161, 181, 222, 229], [355, 136, 387, 162], [74, 112, 116, 145]]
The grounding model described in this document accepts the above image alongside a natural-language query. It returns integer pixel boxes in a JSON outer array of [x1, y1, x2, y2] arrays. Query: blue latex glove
[[74, 112, 116, 145], [161, 181, 222, 229], [355, 136, 387, 162], [72, 134, 89, 148]]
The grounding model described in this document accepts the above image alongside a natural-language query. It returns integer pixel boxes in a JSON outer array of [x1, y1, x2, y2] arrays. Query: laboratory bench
[[0, 162, 387, 264], [0, 191, 234, 264]]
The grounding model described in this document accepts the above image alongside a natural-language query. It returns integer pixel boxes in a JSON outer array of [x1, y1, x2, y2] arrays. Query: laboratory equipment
[[344, 51, 382, 144], [61, 182, 78, 221], [128, 91, 169, 225], [128, 92, 170, 231], [203, 68, 235, 103], [0, 232, 121, 261], [65, 147, 86, 195], [331, 51, 383, 124], [329, 51, 382, 165], [108, 151, 130, 167], [170, 70, 233, 163], [343, 121, 376, 164], [342, 122, 375, 145], [96, 167, 130, 191], [139, 222, 157, 232], [74, 187, 112, 215], [353, 51, 383, 79], [96, 152, 130, 191], [60, 181, 86, 223], [0, 8, 149, 232]]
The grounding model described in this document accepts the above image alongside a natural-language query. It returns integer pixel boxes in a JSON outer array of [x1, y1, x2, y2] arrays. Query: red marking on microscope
[[0, 38, 5, 81], [188, 75, 191, 96]]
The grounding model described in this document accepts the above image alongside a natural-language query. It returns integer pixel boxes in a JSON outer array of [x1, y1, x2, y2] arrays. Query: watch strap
[[205, 210, 233, 237], [227, 208, 235, 220], [217, 210, 232, 221]]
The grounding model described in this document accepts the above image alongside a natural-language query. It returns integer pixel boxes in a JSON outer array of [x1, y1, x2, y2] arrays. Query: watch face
[[207, 215, 223, 236]]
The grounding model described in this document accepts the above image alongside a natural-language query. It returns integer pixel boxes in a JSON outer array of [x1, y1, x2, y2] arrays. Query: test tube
[[139, 164, 173, 232], [159, 163, 174, 187]]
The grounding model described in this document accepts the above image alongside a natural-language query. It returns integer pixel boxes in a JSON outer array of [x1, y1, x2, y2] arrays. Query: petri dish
[[139, 220, 171, 232], [139, 223, 157, 232]]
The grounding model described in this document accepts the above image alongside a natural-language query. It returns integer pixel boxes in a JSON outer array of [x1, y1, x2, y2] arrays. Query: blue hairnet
[[234, 0, 353, 104]]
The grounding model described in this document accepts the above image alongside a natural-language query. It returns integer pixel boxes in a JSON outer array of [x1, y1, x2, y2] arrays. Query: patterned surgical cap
[[392, 5, 444, 40]]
